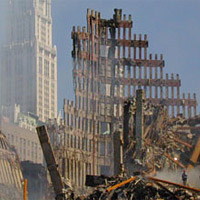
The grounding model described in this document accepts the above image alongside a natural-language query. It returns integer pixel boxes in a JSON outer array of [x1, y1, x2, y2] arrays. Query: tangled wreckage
[[122, 89, 200, 175], [36, 8, 200, 200], [36, 89, 200, 200], [81, 89, 200, 199], [84, 175, 200, 200], [0, 4, 199, 199]]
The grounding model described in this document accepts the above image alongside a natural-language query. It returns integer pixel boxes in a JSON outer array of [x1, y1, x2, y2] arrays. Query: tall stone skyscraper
[[1, 0, 57, 122]]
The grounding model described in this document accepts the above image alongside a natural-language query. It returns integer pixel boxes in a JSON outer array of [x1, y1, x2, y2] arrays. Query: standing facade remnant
[[62, 100, 112, 190], [71, 8, 197, 119], [59, 9, 198, 189]]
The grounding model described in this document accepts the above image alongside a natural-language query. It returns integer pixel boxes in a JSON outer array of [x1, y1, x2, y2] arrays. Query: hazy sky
[[1, 0, 200, 113], [51, 0, 200, 112]]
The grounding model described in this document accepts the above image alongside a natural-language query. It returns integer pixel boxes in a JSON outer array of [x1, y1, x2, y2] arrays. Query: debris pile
[[79, 94, 200, 200], [0, 131, 23, 199], [123, 96, 200, 175], [81, 175, 200, 200]]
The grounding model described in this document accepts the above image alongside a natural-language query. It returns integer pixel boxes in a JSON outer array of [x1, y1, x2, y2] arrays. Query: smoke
[[0, 0, 7, 45], [0, 0, 7, 119], [155, 166, 200, 189], [0, 184, 22, 200]]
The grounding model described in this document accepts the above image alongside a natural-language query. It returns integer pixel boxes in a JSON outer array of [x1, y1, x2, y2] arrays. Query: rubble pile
[[80, 96, 200, 200], [80, 175, 200, 200], [124, 98, 200, 175]]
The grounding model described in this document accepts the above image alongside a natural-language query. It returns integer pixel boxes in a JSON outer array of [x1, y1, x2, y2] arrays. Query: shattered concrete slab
[[80, 175, 200, 200]]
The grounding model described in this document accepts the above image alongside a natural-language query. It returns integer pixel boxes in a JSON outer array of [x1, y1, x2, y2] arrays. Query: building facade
[[1, 0, 57, 122], [1, 118, 44, 164], [54, 9, 198, 189], [71, 9, 197, 120], [47, 114, 112, 192], [0, 103, 44, 164]]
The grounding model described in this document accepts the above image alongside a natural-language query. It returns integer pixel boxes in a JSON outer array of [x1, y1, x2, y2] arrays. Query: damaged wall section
[[0, 131, 23, 199]]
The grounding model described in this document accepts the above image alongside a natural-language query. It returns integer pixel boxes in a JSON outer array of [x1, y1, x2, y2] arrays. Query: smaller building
[[1, 119, 43, 164], [0, 104, 44, 164], [1, 104, 42, 132]]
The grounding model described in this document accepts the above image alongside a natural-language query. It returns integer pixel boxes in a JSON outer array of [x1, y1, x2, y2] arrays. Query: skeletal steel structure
[[61, 9, 198, 189], [72, 8, 197, 118]]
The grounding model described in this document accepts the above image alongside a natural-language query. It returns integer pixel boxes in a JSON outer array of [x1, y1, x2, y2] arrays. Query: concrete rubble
[[34, 8, 200, 200], [80, 174, 200, 200], [39, 91, 200, 199], [123, 92, 200, 175], [77, 175, 200, 200], [75, 91, 200, 200], [0, 5, 199, 200]]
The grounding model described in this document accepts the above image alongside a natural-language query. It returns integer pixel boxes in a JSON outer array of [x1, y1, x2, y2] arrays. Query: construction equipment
[[36, 126, 72, 200]]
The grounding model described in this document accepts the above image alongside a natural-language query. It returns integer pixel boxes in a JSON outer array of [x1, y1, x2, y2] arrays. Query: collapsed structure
[[81, 91, 200, 199], [122, 90, 200, 175], [47, 8, 199, 192], [0, 131, 23, 199], [83, 175, 200, 199]]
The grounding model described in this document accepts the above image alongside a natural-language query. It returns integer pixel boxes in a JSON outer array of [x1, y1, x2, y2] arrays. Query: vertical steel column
[[113, 127, 124, 176], [193, 93, 197, 116], [135, 89, 144, 159], [171, 74, 174, 116], [155, 54, 158, 99], [182, 93, 186, 117], [188, 93, 191, 118], [139, 34, 142, 60], [128, 17, 131, 97], [149, 54, 152, 98], [176, 74, 180, 114]]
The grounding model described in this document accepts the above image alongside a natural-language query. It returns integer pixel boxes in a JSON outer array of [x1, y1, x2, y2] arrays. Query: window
[[74, 136, 76, 148], [51, 63, 55, 79], [89, 140, 92, 152], [39, 57, 43, 73], [107, 142, 112, 155], [71, 135, 73, 148], [44, 60, 49, 77], [82, 138, 85, 150], [100, 142, 105, 156], [78, 137, 80, 149]]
